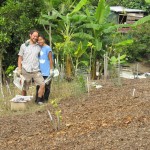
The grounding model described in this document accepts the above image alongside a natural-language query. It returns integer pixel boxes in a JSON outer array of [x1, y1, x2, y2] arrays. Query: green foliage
[[5, 65, 15, 77], [133, 15, 150, 26], [70, 0, 87, 15], [95, 0, 110, 24], [126, 22, 150, 62], [50, 98, 62, 130], [72, 32, 94, 40], [1, 0, 150, 78], [74, 42, 86, 58], [0, 32, 10, 46], [145, 0, 150, 3], [110, 54, 126, 65], [76, 75, 86, 91], [114, 39, 133, 47], [1, 0, 45, 68], [74, 41, 88, 74], [114, 39, 133, 53]]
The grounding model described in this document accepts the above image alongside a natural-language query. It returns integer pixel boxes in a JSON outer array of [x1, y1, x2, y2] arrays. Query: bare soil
[[0, 78, 150, 150]]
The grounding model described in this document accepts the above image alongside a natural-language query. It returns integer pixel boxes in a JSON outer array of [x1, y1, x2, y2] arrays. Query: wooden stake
[[87, 76, 90, 96], [6, 80, 12, 95], [132, 88, 135, 97], [104, 53, 108, 81]]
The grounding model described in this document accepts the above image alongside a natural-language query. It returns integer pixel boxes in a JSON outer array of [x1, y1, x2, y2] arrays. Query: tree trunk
[[0, 56, 2, 85], [66, 54, 72, 80], [91, 59, 96, 80], [49, 25, 52, 47]]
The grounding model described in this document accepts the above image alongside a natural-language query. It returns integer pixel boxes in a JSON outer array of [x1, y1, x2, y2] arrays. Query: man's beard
[[31, 39, 37, 44]]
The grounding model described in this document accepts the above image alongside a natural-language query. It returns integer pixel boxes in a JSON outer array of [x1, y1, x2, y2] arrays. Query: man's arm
[[18, 55, 23, 71]]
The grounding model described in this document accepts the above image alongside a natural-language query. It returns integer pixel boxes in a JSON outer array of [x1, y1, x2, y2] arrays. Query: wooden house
[[109, 6, 146, 33]]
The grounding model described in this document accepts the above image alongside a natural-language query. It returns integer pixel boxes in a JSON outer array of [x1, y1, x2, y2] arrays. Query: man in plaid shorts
[[17, 30, 45, 104]]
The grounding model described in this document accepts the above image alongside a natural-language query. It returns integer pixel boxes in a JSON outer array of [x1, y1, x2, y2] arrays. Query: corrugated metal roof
[[110, 6, 145, 13]]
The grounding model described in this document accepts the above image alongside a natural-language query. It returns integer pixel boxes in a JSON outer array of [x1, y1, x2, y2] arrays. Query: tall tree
[[1, 0, 44, 69]]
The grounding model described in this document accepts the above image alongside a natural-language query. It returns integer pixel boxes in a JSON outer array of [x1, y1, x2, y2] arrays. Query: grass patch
[[0, 76, 87, 116]]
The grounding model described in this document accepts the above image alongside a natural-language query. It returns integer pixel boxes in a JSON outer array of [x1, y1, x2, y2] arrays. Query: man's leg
[[21, 68, 31, 96], [38, 83, 45, 98], [22, 90, 27, 96], [34, 72, 45, 104]]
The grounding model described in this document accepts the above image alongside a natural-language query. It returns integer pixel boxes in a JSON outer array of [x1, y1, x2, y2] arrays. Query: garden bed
[[0, 78, 150, 150]]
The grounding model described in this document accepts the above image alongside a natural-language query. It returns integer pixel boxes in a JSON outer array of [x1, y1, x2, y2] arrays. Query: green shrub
[[126, 22, 150, 62]]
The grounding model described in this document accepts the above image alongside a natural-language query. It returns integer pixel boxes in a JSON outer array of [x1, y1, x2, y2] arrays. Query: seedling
[[47, 99, 62, 131], [55, 110, 62, 130], [47, 109, 56, 131]]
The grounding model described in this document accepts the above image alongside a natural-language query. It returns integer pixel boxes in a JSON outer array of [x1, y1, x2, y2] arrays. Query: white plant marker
[[6, 80, 12, 95], [87, 76, 90, 96], [104, 53, 108, 81], [132, 88, 136, 97], [31, 79, 33, 96], [136, 63, 139, 78], [0, 83, 4, 98], [118, 53, 121, 85]]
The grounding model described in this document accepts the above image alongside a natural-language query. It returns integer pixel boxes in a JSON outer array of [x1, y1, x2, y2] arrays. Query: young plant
[[74, 41, 88, 76], [47, 98, 62, 131]]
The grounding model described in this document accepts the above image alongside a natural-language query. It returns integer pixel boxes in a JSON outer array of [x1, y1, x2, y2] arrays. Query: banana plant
[[80, 0, 150, 80], [55, 0, 88, 78], [113, 39, 134, 54], [87, 42, 95, 77], [110, 54, 126, 65], [108, 39, 133, 76], [108, 39, 133, 63], [38, 0, 61, 47], [39, 0, 88, 79], [81, 0, 110, 79], [54, 42, 64, 69], [73, 41, 88, 76]]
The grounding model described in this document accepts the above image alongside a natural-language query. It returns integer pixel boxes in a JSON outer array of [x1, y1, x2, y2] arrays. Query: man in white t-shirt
[[17, 30, 45, 104]]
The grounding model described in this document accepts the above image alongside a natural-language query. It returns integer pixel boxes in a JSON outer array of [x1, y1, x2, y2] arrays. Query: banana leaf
[[79, 60, 88, 66], [74, 42, 86, 58], [95, 0, 110, 24], [70, 0, 87, 15], [115, 39, 133, 47], [72, 32, 94, 40], [95, 39, 102, 51], [133, 15, 150, 26]]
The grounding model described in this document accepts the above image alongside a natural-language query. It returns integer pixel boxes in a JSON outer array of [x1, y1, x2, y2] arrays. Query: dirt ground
[[0, 77, 150, 150]]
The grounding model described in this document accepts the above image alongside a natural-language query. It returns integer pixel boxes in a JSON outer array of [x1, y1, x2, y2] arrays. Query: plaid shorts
[[22, 68, 45, 90]]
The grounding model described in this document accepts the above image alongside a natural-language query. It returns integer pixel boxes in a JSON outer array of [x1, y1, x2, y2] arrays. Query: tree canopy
[[0, 0, 150, 79]]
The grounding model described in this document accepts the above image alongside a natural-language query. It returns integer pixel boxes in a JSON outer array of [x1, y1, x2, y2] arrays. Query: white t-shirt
[[18, 43, 41, 72]]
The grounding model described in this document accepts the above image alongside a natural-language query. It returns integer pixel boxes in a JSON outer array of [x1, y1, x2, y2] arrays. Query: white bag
[[44, 68, 59, 84], [13, 68, 25, 90]]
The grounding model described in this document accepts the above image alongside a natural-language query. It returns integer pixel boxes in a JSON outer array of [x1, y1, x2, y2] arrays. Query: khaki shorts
[[22, 68, 45, 90]]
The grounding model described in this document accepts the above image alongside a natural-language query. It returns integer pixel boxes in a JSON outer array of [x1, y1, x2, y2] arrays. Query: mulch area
[[0, 78, 150, 150]]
